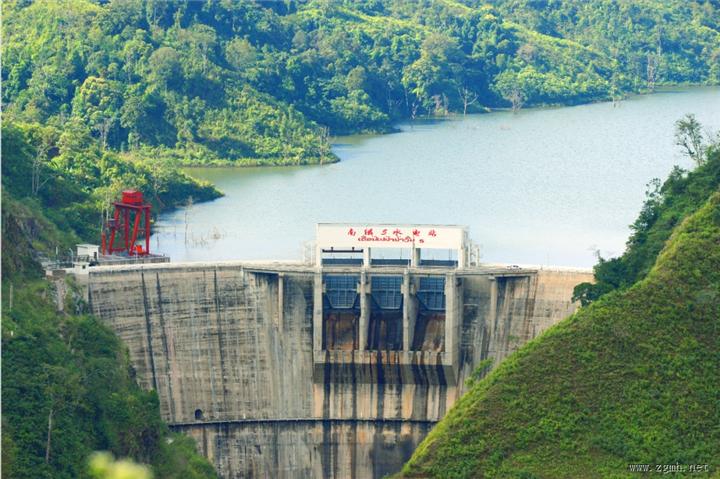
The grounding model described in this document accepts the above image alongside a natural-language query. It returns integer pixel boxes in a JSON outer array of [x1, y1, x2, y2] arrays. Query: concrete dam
[[84, 224, 592, 478]]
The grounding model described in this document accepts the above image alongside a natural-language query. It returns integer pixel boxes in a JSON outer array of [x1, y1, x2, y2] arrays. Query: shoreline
[[180, 84, 718, 169]]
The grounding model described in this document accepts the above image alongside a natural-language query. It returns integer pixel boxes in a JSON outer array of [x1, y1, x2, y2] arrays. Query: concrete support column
[[315, 244, 322, 267], [359, 271, 369, 350], [363, 247, 371, 268], [278, 273, 284, 331], [488, 276, 498, 328], [444, 273, 457, 359], [411, 247, 421, 268], [313, 272, 323, 352], [402, 271, 413, 351]]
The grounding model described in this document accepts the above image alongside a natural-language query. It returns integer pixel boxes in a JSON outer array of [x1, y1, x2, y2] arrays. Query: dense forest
[[2, 0, 718, 251], [0, 122, 219, 478], [1, 117, 219, 477], [400, 155, 720, 478], [3, 0, 719, 167]]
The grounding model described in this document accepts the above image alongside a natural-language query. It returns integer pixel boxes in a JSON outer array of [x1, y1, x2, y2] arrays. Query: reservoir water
[[153, 87, 719, 267]]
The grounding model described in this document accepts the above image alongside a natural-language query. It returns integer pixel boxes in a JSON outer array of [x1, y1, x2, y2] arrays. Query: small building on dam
[[84, 224, 593, 478]]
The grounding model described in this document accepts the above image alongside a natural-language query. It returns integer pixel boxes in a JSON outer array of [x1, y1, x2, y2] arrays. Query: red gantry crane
[[101, 190, 152, 256]]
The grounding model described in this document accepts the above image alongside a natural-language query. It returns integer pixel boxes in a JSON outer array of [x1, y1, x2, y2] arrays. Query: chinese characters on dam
[[317, 224, 467, 249], [347, 227, 437, 244]]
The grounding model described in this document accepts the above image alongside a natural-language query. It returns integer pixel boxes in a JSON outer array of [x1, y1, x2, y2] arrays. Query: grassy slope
[[401, 193, 720, 478]]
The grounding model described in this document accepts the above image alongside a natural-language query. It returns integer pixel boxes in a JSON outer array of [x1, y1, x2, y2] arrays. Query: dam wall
[[87, 262, 591, 478]]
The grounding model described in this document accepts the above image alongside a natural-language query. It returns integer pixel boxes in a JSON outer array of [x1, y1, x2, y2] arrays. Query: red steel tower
[[101, 190, 152, 256]]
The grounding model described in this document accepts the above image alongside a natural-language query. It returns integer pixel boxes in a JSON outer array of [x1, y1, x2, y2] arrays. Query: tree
[[402, 33, 463, 115], [42, 364, 83, 466], [494, 70, 526, 112], [31, 129, 55, 196], [494, 66, 545, 112], [675, 114, 706, 165], [72, 77, 123, 150], [225, 37, 256, 72], [182, 24, 217, 74], [516, 43, 537, 63], [148, 47, 182, 91], [457, 85, 479, 116], [646, 52, 659, 91], [122, 31, 153, 83], [346, 66, 367, 92]]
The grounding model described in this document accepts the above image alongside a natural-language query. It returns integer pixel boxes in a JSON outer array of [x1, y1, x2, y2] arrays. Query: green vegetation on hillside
[[2, 3, 719, 477], [573, 117, 720, 305], [1, 121, 220, 259], [3, 0, 718, 166], [401, 191, 720, 478], [1, 126, 218, 478], [1, 277, 217, 479], [401, 120, 720, 478]]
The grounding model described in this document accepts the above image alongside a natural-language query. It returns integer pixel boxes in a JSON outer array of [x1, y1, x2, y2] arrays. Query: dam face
[[85, 225, 592, 478]]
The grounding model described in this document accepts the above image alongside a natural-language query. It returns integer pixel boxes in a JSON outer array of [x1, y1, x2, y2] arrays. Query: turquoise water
[[154, 87, 720, 267]]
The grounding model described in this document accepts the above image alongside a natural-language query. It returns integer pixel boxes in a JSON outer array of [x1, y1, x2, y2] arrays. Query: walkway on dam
[[86, 259, 590, 277]]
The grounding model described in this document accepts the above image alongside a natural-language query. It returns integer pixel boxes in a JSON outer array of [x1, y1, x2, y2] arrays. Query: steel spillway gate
[[370, 276, 403, 310], [322, 275, 360, 350], [412, 276, 446, 351], [309, 224, 482, 387], [416, 276, 446, 310], [368, 276, 403, 350], [312, 269, 460, 386]]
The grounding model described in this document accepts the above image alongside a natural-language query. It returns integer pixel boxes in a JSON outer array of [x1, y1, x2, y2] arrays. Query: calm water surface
[[153, 87, 720, 267]]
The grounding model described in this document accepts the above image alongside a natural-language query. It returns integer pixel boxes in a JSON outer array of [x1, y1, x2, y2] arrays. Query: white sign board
[[317, 224, 466, 250]]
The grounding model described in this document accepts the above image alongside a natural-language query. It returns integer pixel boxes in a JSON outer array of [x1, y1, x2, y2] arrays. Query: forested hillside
[[3, 0, 719, 166], [1, 126, 219, 477], [2, 2, 719, 477], [1, 276, 218, 479], [1, 128, 220, 477]]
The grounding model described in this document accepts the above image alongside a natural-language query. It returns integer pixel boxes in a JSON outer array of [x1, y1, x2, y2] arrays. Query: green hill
[[1, 172, 219, 478], [400, 192, 720, 478], [3, 0, 718, 165], [0, 185, 221, 479]]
